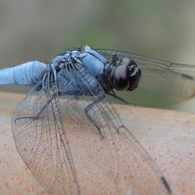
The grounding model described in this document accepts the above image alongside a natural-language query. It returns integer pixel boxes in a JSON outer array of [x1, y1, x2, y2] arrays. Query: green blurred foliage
[[0, 0, 195, 112]]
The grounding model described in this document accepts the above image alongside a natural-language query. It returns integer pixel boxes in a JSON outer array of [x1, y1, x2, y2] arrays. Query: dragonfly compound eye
[[112, 64, 130, 91], [112, 57, 141, 91]]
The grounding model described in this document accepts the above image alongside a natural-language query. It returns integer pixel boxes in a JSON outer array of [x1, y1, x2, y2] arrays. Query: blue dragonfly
[[3, 45, 194, 194]]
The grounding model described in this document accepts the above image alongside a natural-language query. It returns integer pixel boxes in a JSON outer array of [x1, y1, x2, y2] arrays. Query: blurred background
[[0, 0, 195, 112]]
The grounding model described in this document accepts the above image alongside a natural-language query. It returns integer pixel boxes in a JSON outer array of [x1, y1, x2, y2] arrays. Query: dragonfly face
[[110, 56, 141, 91]]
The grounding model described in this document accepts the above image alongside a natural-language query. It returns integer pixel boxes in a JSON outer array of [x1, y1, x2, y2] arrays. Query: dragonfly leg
[[14, 91, 80, 122], [84, 94, 106, 138], [14, 94, 58, 122]]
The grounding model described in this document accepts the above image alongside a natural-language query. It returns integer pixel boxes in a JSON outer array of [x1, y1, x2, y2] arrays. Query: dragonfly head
[[111, 58, 141, 91]]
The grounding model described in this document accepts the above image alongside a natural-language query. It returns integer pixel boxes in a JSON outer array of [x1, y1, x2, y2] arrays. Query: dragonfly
[[3, 45, 195, 194]]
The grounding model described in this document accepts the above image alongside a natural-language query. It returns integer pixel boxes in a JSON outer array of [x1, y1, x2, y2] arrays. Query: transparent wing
[[11, 82, 80, 195], [95, 49, 195, 98], [12, 61, 171, 194]]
